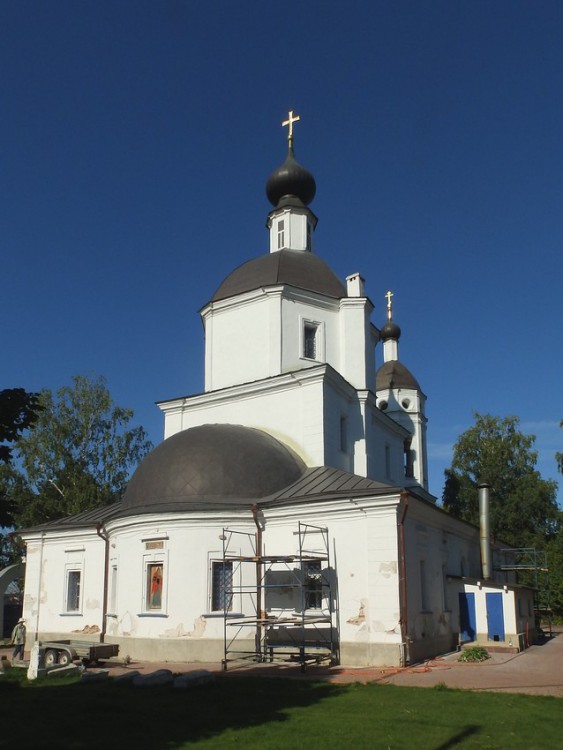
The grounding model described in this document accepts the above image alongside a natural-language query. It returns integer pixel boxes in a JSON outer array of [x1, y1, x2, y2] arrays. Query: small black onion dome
[[266, 145, 316, 207], [380, 319, 401, 341]]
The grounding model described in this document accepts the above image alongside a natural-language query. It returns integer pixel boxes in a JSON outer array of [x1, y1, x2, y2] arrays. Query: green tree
[[442, 413, 559, 548], [556, 420, 562, 474], [0, 388, 42, 463], [546, 511, 563, 617], [1, 375, 152, 528]]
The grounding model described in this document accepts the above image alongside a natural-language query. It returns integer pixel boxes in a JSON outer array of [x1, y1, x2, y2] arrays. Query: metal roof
[[211, 249, 346, 303]]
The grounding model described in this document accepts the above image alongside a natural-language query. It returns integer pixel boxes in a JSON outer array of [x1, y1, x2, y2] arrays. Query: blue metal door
[[486, 592, 505, 641], [459, 592, 476, 642]]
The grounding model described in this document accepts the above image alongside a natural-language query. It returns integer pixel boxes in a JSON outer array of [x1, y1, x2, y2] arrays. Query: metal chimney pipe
[[478, 482, 492, 580]]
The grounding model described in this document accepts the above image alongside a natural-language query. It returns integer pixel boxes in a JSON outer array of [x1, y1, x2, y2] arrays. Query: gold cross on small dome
[[385, 290, 394, 319], [282, 110, 301, 143]]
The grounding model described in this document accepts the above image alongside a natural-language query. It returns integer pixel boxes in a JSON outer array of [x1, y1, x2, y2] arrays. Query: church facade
[[18, 116, 535, 666]]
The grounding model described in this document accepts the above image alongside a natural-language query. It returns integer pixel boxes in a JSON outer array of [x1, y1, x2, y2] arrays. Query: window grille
[[303, 324, 317, 359], [304, 561, 322, 609], [212, 561, 233, 611]]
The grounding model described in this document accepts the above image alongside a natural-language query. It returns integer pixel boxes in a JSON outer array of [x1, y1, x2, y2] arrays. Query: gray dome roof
[[376, 361, 421, 391], [122, 424, 306, 514], [266, 145, 316, 207], [211, 249, 346, 302]]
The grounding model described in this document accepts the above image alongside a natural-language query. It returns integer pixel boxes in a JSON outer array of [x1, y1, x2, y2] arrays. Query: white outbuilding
[[18, 118, 536, 667]]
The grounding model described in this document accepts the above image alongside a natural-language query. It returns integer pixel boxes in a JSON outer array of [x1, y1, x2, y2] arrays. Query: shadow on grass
[[434, 725, 480, 749], [0, 672, 346, 749]]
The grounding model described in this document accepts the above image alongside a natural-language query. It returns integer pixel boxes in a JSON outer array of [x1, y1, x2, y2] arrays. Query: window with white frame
[[277, 219, 285, 250], [109, 563, 118, 614], [65, 569, 82, 613], [303, 322, 319, 360], [211, 561, 233, 612], [145, 562, 164, 611]]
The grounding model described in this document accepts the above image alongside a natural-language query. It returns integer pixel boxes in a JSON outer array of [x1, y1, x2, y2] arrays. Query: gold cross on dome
[[385, 290, 394, 319], [282, 110, 301, 143]]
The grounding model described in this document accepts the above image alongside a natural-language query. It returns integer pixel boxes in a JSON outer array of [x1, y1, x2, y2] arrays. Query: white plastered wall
[[21, 529, 106, 645]]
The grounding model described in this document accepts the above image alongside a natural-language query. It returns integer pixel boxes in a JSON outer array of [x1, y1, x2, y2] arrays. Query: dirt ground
[[2, 629, 562, 697]]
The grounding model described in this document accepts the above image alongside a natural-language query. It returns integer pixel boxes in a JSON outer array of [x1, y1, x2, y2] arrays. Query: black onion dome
[[266, 145, 316, 207], [376, 361, 421, 392], [380, 320, 402, 341], [121, 424, 306, 514], [211, 249, 346, 302]]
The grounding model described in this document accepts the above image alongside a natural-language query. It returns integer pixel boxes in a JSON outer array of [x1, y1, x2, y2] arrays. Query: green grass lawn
[[0, 669, 561, 749]]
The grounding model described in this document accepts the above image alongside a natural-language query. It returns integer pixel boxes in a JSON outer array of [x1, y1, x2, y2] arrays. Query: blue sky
[[2, 1, 561, 503]]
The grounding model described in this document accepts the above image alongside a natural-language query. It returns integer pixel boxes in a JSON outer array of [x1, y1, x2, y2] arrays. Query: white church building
[[17, 115, 535, 667]]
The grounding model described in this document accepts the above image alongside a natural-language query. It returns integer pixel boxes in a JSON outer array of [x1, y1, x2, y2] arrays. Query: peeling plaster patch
[[160, 623, 191, 639], [378, 561, 397, 578], [40, 560, 48, 603], [120, 611, 136, 636], [186, 617, 206, 638], [72, 624, 100, 634], [347, 599, 367, 627], [86, 599, 100, 610]]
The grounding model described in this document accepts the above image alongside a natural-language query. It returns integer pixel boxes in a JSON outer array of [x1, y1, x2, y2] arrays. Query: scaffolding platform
[[220, 522, 338, 672]]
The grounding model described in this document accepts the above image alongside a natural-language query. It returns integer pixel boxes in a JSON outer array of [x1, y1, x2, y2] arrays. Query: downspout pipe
[[398, 491, 410, 666], [478, 482, 492, 581], [33, 531, 46, 644], [96, 523, 110, 643], [251, 505, 264, 659]]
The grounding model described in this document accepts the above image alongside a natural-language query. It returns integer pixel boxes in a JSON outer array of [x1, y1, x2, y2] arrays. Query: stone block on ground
[[81, 669, 109, 683], [47, 664, 80, 678], [173, 670, 215, 689], [132, 669, 173, 687], [113, 669, 141, 683]]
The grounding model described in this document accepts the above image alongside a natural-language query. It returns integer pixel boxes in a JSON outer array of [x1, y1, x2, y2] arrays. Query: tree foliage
[[556, 420, 563, 474], [0, 389, 42, 463], [442, 413, 559, 548], [1, 375, 152, 529]]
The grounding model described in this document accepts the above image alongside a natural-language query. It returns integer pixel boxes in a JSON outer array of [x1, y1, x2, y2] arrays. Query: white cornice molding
[[158, 365, 333, 413], [200, 285, 340, 319]]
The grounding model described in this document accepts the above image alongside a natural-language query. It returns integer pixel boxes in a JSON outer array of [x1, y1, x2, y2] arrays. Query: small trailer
[[40, 640, 119, 667]]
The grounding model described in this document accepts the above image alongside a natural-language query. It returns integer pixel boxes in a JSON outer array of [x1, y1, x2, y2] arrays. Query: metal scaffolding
[[497, 547, 552, 634], [220, 521, 338, 671]]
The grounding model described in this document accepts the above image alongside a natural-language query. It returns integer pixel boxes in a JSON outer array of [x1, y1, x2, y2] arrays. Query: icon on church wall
[[147, 564, 163, 609]]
